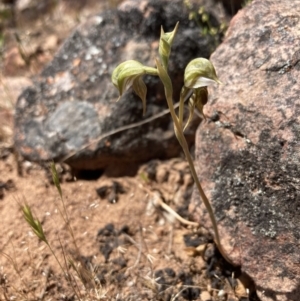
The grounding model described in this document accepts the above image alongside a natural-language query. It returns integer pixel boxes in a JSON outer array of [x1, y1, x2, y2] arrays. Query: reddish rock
[[190, 1, 300, 300]]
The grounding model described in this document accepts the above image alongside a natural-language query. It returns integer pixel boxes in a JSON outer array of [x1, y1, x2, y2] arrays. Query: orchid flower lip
[[185, 77, 219, 89]]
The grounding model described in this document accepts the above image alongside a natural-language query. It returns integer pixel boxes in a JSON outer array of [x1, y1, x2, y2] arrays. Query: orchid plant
[[112, 22, 231, 264]]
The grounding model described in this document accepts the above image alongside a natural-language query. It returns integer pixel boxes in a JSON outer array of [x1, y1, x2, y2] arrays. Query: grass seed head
[[22, 204, 48, 244]]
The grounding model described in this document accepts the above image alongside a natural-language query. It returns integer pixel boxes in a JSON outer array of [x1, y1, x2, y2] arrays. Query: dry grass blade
[[1, 252, 31, 301]]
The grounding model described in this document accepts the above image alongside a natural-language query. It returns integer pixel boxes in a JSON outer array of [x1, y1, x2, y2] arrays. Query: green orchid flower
[[112, 60, 158, 115], [179, 58, 221, 129], [184, 57, 221, 89]]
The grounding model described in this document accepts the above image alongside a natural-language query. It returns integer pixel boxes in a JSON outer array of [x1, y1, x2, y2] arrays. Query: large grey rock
[[14, 0, 222, 173], [190, 0, 300, 300]]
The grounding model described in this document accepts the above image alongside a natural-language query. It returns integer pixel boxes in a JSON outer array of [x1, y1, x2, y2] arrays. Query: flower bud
[[159, 22, 179, 69]]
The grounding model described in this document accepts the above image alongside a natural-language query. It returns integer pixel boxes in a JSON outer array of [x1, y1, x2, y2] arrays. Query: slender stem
[[167, 94, 232, 264], [47, 243, 82, 300], [178, 94, 184, 129], [144, 67, 159, 76], [60, 194, 80, 254], [46, 242, 67, 277], [178, 87, 192, 130]]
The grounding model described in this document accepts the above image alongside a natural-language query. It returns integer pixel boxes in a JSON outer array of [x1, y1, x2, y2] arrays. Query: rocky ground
[[0, 1, 257, 300]]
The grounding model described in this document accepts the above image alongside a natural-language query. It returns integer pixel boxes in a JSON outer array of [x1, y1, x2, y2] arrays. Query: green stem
[[178, 87, 193, 131], [178, 94, 184, 129], [144, 66, 159, 76], [171, 97, 232, 264], [157, 60, 233, 265]]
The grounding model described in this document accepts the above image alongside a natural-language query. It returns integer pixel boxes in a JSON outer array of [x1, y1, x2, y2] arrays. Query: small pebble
[[156, 166, 169, 183], [200, 291, 212, 301]]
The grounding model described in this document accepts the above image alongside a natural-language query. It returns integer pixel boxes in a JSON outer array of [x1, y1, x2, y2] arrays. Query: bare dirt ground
[[0, 1, 254, 300]]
